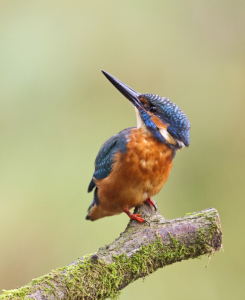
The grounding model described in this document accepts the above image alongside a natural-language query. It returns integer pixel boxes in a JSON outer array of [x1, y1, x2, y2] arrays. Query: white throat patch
[[135, 107, 144, 129], [159, 128, 177, 145]]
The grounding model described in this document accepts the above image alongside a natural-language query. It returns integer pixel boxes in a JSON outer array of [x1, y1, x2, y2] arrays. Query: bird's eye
[[150, 106, 157, 113]]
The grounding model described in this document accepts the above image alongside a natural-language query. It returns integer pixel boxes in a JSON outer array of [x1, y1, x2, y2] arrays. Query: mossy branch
[[0, 205, 222, 300]]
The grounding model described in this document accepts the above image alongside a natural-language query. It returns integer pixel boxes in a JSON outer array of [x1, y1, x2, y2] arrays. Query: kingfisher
[[86, 70, 190, 224]]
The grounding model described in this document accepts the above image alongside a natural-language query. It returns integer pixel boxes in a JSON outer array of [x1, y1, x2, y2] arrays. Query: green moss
[[1, 211, 220, 300], [185, 212, 194, 216], [185, 211, 206, 218], [185, 210, 217, 220]]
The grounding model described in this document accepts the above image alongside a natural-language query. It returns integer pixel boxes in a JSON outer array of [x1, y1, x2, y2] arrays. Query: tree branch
[[0, 205, 222, 300]]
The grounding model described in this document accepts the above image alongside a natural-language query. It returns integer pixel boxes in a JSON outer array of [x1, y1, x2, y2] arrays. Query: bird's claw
[[145, 198, 157, 211], [123, 209, 150, 225]]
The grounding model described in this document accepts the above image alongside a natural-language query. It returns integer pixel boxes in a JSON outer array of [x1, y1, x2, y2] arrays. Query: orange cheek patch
[[148, 112, 168, 129]]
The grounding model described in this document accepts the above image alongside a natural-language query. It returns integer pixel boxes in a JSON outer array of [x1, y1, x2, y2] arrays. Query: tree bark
[[0, 205, 222, 300]]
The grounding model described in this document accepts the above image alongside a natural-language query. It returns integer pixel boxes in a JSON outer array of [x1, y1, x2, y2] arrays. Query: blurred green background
[[0, 1, 245, 299]]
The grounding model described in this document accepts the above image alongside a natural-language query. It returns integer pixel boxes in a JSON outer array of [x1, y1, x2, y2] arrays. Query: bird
[[86, 70, 190, 224]]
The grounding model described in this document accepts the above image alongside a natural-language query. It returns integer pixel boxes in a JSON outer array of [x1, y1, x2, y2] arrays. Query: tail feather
[[86, 187, 99, 220], [88, 178, 96, 193]]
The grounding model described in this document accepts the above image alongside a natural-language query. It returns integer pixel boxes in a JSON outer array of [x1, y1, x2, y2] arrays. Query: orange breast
[[94, 128, 173, 215]]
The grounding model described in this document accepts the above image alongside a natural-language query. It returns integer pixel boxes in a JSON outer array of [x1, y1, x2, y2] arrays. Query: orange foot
[[145, 198, 157, 211], [123, 208, 150, 225]]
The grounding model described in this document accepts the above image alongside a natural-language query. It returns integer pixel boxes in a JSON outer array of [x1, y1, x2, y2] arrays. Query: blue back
[[88, 127, 133, 193]]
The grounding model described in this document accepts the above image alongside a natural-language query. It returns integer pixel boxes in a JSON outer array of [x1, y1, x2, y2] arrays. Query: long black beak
[[101, 70, 142, 109]]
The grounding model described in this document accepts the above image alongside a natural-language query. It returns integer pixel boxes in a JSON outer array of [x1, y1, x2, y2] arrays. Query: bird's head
[[102, 70, 190, 149]]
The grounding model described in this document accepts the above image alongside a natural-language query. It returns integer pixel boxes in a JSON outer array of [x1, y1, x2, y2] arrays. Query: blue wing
[[87, 127, 133, 193]]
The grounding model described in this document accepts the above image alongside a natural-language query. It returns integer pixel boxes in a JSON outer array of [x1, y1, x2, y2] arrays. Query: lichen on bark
[[0, 205, 222, 300]]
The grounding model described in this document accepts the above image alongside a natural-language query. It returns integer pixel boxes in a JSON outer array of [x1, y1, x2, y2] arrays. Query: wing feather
[[87, 128, 133, 193]]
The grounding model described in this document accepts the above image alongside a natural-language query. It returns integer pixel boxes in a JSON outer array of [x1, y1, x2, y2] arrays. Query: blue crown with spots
[[141, 93, 191, 146]]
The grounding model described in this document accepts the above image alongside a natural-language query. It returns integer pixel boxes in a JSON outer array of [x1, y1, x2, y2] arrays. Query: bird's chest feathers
[[118, 129, 173, 192], [95, 128, 174, 210]]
